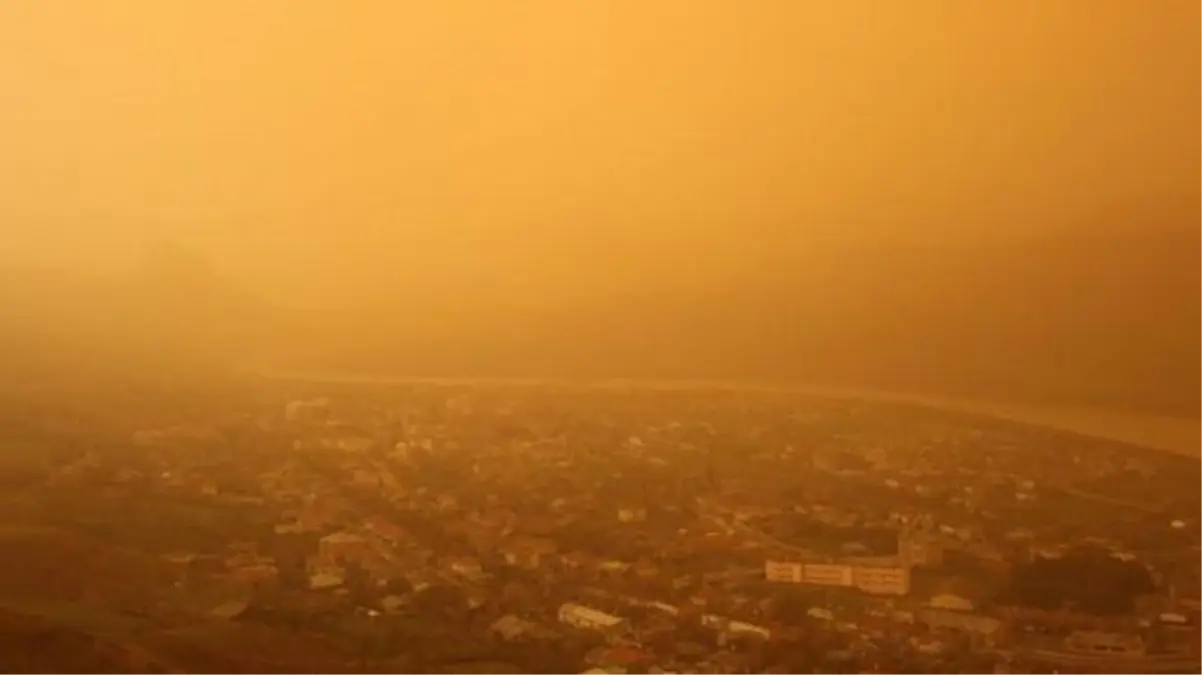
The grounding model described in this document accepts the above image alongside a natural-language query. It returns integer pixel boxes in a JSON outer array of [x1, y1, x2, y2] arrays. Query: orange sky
[[1, 0, 1198, 307]]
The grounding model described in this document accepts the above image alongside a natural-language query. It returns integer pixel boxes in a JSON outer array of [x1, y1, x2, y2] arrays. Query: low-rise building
[[618, 507, 648, 523], [317, 532, 370, 567], [1065, 630, 1147, 658], [500, 536, 558, 570], [445, 556, 485, 581], [559, 603, 627, 633], [929, 593, 975, 612]]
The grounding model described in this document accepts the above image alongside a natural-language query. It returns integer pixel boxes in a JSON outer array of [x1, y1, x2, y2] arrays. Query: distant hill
[[0, 249, 271, 388], [292, 226, 1200, 418], [4, 226, 1195, 418]]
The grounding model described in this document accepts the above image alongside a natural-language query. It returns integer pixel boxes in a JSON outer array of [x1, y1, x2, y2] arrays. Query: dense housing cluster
[[0, 378, 1197, 673]]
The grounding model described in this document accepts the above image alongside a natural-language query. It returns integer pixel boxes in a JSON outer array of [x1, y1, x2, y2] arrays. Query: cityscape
[[1, 4, 1197, 672], [0, 376, 1196, 673]]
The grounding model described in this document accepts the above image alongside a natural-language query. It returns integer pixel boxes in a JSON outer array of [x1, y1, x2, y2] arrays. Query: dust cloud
[[1, 1, 1198, 417]]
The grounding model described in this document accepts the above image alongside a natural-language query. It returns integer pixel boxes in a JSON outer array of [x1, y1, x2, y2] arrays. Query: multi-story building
[[803, 563, 855, 587], [764, 560, 803, 584], [853, 565, 911, 596], [765, 559, 911, 596]]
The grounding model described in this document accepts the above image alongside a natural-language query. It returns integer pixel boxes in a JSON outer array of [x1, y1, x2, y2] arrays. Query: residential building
[[930, 593, 975, 612], [618, 507, 648, 523], [559, 603, 627, 633], [317, 532, 370, 568], [500, 536, 558, 570], [1065, 630, 1147, 657]]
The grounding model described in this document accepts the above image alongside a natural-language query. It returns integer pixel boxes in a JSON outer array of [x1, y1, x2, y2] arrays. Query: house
[[445, 556, 485, 581], [648, 601, 679, 616], [317, 532, 370, 567], [500, 537, 558, 570], [365, 516, 406, 543], [599, 560, 631, 574], [275, 505, 332, 534], [807, 607, 834, 622], [209, 599, 250, 620], [919, 609, 1002, 640], [309, 568, 345, 589], [352, 469, 382, 488], [562, 551, 599, 571], [587, 645, 652, 671], [929, 593, 975, 612], [911, 635, 946, 655], [559, 603, 627, 633], [632, 559, 660, 578], [227, 562, 278, 585], [490, 614, 540, 642], [618, 507, 648, 523]]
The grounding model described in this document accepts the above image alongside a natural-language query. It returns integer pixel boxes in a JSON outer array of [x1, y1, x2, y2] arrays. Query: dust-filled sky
[[1, 1, 1198, 413], [2, 1, 1202, 410]]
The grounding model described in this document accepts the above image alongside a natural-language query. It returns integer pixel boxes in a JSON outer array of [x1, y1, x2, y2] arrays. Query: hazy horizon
[[1, 0, 1198, 419]]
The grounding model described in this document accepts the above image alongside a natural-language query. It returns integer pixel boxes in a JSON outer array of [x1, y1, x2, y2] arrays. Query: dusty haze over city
[[1, 0, 1198, 433], [0, 4, 1200, 673]]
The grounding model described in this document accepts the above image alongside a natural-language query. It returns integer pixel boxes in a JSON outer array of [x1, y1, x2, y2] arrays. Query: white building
[[765, 560, 804, 583], [765, 560, 910, 596], [559, 603, 627, 632], [852, 565, 911, 596], [804, 563, 855, 587]]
